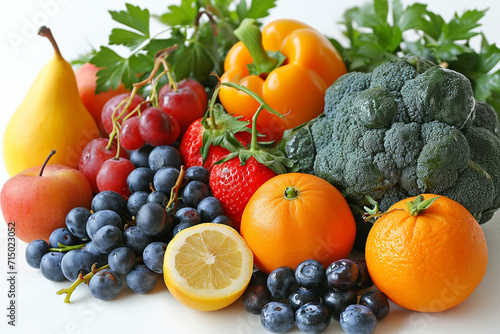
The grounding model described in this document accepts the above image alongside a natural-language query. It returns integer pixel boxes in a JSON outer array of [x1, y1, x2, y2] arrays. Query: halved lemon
[[163, 223, 253, 311]]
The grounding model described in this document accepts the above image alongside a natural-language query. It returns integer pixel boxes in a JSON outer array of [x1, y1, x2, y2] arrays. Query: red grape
[[79, 138, 128, 193], [159, 78, 208, 110], [138, 107, 179, 146], [101, 93, 146, 135], [120, 116, 146, 150], [159, 87, 203, 135], [96, 157, 136, 198]]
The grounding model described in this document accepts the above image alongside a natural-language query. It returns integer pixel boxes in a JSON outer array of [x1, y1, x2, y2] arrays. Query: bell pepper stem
[[234, 18, 278, 74]]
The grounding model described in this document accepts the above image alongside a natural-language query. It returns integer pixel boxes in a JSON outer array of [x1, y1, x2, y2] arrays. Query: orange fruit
[[240, 173, 356, 274], [365, 194, 488, 312], [163, 223, 253, 311]]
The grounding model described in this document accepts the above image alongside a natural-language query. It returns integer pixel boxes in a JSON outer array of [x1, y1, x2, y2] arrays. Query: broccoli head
[[284, 59, 500, 224]]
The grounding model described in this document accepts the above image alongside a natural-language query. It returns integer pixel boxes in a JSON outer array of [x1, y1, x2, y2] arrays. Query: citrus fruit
[[365, 194, 488, 312], [240, 173, 356, 274], [163, 223, 253, 311]]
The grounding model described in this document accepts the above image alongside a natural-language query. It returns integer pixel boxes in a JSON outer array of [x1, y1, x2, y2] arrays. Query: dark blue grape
[[61, 249, 96, 281], [288, 287, 321, 311], [40, 252, 66, 281], [211, 215, 233, 227], [250, 270, 268, 286], [130, 144, 154, 168], [322, 289, 358, 320], [267, 266, 298, 300], [182, 180, 209, 208], [108, 246, 136, 275], [148, 145, 183, 172], [49, 228, 80, 248], [127, 167, 155, 193], [127, 191, 149, 216], [197, 196, 223, 222], [295, 259, 326, 289], [83, 241, 108, 267], [143, 242, 167, 274], [353, 259, 374, 291], [172, 222, 193, 238], [65, 207, 91, 241], [91, 190, 130, 221], [89, 269, 122, 301], [25, 239, 49, 269], [174, 207, 201, 225], [327, 259, 359, 291], [122, 226, 153, 257], [93, 225, 123, 254], [126, 264, 157, 294], [340, 305, 377, 334], [185, 166, 210, 184], [295, 302, 331, 333], [243, 285, 272, 314], [136, 202, 167, 236], [153, 166, 180, 194], [359, 290, 390, 320], [260, 302, 295, 333], [147, 191, 168, 207], [86, 210, 122, 239]]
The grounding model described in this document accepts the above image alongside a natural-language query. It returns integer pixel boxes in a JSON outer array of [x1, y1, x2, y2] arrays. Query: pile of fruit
[[1, 0, 497, 333]]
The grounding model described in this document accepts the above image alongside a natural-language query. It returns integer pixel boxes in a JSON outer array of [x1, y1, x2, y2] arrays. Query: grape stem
[[166, 165, 186, 212], [56, 263, 110, 303], [49, 243, 86, 253]]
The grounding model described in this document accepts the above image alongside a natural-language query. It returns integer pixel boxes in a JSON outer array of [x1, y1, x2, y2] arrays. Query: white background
[[1, 0, 500, 333]]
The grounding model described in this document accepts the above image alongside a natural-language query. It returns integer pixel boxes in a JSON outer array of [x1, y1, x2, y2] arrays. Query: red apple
[[1, 151, 93, 243]]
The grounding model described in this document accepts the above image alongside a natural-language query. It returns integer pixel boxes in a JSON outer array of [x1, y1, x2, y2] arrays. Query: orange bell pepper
[[219, 18, 347, 141]]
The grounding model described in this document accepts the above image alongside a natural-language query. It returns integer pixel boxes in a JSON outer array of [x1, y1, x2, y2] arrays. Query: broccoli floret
[[284, 58, 500, 227]]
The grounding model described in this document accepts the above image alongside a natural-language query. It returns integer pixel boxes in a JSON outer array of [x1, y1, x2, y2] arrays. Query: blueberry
[[89, 269, 122, 301], [197, 196, 224, 222], [153, 167, 180, 194], [65, 207, 92, 241], [143, 241, 167, 274], [148, 145, 183, 172], [86, 210, 122, 239], [130, 144, 154, 168], [185, 166, 210, 184], [174, 207, 201, 225], [340, 304, 377, 334], [182, 180, 209, 208], [295, 302, 331, 333], [267, 266, 298, 300], [127, 167, 155, 193], [122, 226, 153, 257], [322, 288, 358, 319], [288, 287, 321, 311], [126, 264, 158, 294], [147, 191, 168, 207], [211, 215, 233, 227], [295, 259, 325, 289], [48, 228, 81, 248], [353, 259, 374, 291], [127, 191, 149, 216], [326, 259, 359, 291], [359, 290, 390, 320], [242, 284, 272, 314], [61, 249, 96, 281], [108, 246, 136, 275], [172, 222, 193, 238], [260, 302, 295, 333], [40, 252, 66, 281], [25, 239, 50, 269]]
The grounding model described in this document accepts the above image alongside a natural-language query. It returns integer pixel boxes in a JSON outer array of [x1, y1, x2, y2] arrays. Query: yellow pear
[[3, 26, 99, 176]]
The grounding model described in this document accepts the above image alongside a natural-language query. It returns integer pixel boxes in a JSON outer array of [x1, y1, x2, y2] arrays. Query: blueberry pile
[[242, 259, 390, 334], [25, 144, 231, 302]]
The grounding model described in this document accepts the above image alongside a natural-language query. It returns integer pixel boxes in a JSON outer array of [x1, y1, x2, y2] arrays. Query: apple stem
[[39, 150, 56, 177], [38, 26, 63, 59]]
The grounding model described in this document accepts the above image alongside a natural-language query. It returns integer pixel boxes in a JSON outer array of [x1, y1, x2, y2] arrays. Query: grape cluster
[[25, 143, 230, 302], [242, 258, 390, 334]]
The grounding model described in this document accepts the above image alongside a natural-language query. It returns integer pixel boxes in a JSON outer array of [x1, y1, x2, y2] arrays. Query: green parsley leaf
[[109, 28, 148, 50], [109, 3, 150, 37], [157, 0, 197, 26]]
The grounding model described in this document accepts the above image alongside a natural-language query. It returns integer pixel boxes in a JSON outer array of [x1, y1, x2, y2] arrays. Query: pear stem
[[39, 150, 56, 177], [38, 26, 62, 58]]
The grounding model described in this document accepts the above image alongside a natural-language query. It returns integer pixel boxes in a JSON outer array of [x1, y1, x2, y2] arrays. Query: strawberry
[[209, 156, 276, 231]]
